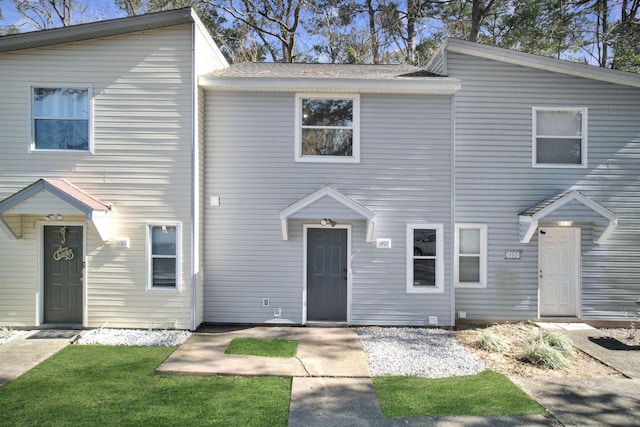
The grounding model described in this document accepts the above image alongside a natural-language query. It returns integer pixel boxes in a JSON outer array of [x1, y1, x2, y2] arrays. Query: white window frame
[[406, 223, 444, 294], [532, 107, 587, 168], [454, 223, 488, 288], [146, 222, 181, 292], [294, 93, 360, 163], [29, 83, 94, 153]]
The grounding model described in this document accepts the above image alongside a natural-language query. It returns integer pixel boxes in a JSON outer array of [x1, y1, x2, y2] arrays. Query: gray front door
[[44, 225, 83, 324], [307, 228, 347, 321]]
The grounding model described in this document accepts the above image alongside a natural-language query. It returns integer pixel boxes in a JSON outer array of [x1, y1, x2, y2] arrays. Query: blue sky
[[1, 0, 124, 32]]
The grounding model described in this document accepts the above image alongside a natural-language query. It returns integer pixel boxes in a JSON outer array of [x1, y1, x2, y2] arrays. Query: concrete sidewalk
[[0, 331, 72, 387], [519, 323, 640, 426]]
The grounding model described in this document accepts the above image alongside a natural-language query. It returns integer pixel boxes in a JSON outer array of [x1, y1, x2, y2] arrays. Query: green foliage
[[474, 332, 510, 352], [225, 338, 298, 358], [373, 370, 545, 417], [539, 330, 575, 357], [520, 328, 574, 369], [0, 346, 291, 426], [0, 325, 13, 339]]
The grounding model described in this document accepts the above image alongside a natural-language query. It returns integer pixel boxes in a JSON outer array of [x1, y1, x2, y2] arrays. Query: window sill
[[407, 286, 444, 294], [295, 156, 360, 164], [455, 283, 487, 289], [532, 163, 587, 169], [146, 286, 181, 293]]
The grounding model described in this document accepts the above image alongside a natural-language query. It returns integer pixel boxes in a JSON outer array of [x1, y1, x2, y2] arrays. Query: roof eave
[[0, 7, 195, 53], [199, 76, 461, 94], [445, 39, 640, 89]]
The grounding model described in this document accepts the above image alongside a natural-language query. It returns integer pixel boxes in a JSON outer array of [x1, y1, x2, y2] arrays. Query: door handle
[[539, 269, 543, 278], [343, 268, 348, 280]]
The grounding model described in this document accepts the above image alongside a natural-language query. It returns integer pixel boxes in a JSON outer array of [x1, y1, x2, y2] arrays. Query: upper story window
[[533, 107, 587, 168], [147, 223, 181, 291], [454, 224, 487, 288], [295, 94, 360, 163], [406, 224, 444, 293], [31, 86, 92, 151]]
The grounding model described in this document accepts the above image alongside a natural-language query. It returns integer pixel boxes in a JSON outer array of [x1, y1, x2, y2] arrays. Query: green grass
[[373, 370, 545, 417], [225, 337, 298, 357], [0, 346, 291, 427]]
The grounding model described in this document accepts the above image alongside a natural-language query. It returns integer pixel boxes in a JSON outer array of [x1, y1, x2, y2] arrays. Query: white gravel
[[358, 326, 485, 378], [0, 329, 29, 345], [76, 328, 191, 346]]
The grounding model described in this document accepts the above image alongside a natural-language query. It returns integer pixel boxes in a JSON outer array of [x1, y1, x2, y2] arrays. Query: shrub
[[539, 330, 574, 357], [474, 332, 509, 352], [520, 340, 568, 370]]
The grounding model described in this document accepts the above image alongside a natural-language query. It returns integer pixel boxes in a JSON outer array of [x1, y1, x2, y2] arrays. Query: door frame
[[537, 226, 581, 318], [302, 224, 352, 325], [36, 221, 87, 326]]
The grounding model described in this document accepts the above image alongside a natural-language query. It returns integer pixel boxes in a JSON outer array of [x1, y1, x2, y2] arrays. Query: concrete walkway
[[0, 330, 72, 387], [516, 323, 640, 426], [158, 327, 556, 426]]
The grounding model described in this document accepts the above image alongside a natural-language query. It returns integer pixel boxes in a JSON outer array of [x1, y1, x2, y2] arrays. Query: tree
[[12, 0, 93, 29], [304, 0, 368, 63], [0, 8, 21, 35], [469, 0, 496, 41], [610, 0, 640, 71], [208, 0, 307, 62]]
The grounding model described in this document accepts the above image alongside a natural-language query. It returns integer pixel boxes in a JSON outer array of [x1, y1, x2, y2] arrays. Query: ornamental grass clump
[[540, 330, 575, 357], [474, 332, 510, 352], [520, 340, 568, 370], [520, 329, 574, 369]]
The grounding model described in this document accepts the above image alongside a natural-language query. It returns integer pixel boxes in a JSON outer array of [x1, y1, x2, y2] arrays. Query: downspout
[[189, 22, 198, 331], [449, 92, 456, 327]]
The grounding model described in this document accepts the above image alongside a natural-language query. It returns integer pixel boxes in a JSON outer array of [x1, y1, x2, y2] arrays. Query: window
[[407, 224, 444, 293], [455, 224, 487, 288], [295, 94, 360, 163], [31, 86, 91, 151], [533, 108, 587, 167], [147, 223, 181, 290]]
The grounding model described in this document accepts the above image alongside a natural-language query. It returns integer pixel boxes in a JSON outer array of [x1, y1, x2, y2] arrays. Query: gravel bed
[[0, 329, 29, 345], [76, 328, 191, 346], [358, 326, 485, 378]]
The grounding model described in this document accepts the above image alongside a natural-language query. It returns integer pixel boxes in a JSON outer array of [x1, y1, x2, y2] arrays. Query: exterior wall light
[[320, 218, 337, 227]]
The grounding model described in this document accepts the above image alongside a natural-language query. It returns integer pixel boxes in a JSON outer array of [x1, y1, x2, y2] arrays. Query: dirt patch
[[455, 323, 623, 379], [601, 327, 640, 346]]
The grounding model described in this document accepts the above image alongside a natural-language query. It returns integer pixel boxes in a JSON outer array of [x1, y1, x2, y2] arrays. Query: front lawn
[[0, 346, 291, 427], [374, 370, 545, 417]]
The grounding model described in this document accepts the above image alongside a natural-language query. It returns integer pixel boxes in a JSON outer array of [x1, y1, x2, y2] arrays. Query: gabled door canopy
[[0, 179, 111, 241], [279, 185, 375, 242], [519, 190, 617, 244]]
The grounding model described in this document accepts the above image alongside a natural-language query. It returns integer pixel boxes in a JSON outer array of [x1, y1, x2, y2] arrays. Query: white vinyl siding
[[406, 224, 444, 293], [533, 107, 587, 168], [454, 224, 487, 288], [0, 24, 201, 329], [445, 50, 640, 322], [295, 93, 360, 163], [204, 91, 453, 326]]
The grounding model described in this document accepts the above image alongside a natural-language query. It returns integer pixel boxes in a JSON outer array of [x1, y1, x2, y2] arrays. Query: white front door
[[539, 227, 580, 317]]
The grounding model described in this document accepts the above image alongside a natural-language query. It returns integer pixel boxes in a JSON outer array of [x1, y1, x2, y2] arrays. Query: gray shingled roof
[[519, 190, 574, 217], [206, 62, 445, 80], [0, 8, 195, 53]]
